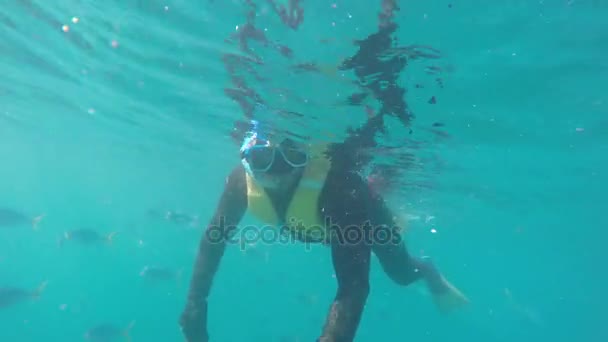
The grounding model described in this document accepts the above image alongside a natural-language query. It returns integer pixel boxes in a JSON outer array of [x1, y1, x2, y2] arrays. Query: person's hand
[[179, 302, 209, 342]]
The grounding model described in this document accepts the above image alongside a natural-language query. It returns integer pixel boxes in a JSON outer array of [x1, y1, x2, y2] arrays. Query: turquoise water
[[1, 1, 606, 341]]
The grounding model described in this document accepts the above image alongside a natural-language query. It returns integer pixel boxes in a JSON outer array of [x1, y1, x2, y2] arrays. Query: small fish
[[0, 208, 44, 230], [147, 209, 199, 227], [296, 293, 320, 306], [58, 229, 117, 247], [165, 211, 199, 227], [84, 321, 135, 342], [139, 265, 182, 280], [0, 281, 47, 308]]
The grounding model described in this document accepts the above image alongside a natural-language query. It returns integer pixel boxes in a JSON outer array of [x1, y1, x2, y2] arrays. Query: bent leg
[[372, 231, 469, 312], [372, 237, 444, 292], [365, 192, 447, 293]]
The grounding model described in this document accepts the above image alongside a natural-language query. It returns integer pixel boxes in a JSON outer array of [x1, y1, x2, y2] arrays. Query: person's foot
[[431, 276, 469, 313], [418, 257, 469, 313]]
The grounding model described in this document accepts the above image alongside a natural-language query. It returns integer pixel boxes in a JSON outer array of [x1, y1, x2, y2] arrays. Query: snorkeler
[[180, 1, 466, 341], [179, 124, 469, 342]]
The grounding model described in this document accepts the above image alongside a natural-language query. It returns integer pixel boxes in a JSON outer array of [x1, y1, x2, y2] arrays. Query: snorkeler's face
[[252, 152, 301, 188], [248, 139, 307, 188]]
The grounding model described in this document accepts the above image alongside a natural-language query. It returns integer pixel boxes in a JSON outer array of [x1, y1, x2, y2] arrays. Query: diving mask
[[240, 133, 308, 173]]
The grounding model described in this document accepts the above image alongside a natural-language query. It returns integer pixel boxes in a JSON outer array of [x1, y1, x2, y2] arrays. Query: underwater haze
[[1, 1, 607, 341]]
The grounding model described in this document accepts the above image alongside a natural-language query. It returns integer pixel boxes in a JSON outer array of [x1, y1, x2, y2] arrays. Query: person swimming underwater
[[179, 125, 469, 342]]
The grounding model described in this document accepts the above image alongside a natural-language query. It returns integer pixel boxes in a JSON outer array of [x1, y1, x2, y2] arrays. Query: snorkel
[[240, 120, 269, 176]]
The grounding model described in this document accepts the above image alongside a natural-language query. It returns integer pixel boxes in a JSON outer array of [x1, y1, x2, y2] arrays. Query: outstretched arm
[[179, 166, 248, 342], [317, 170, 372, 342], [319, 238, 371, 342]]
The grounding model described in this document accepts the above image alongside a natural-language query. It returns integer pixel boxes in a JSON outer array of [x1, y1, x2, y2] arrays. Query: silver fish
[[84, 321, 135, 341], [59, 229, 117, 246], [0, 281, 47, 308], [147, 209, 199, 227], [0, 208, 43, 229], [139, 265, 182, 281]]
